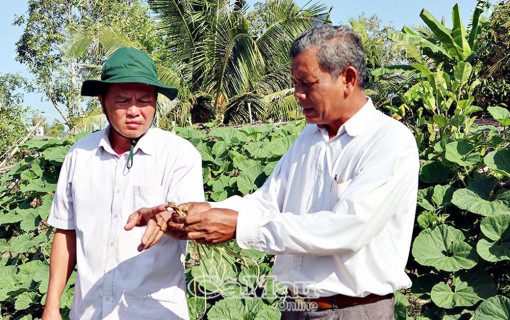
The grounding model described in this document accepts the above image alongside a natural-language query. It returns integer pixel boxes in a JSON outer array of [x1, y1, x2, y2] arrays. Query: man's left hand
[[174, 208, 238, 244], [125, 204, 170, 251]]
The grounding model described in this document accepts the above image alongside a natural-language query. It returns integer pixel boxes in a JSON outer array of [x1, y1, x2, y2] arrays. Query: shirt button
[[113, 214, 119, 219], [110, 242, 115, 247]]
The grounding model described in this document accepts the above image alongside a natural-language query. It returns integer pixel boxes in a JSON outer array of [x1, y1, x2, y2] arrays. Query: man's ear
[[343, 66, 358, 95], [98, 96, 106, 114]]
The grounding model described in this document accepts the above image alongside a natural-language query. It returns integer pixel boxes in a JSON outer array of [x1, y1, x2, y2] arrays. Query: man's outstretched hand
[[124, 204, 170, 251], [173, 207, 238, 245]]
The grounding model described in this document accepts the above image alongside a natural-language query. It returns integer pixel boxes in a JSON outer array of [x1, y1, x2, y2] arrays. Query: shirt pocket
[[132, 185, 166, 210]]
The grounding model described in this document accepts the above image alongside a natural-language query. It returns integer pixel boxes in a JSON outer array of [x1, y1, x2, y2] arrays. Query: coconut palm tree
[[149, 0, 330, 125]]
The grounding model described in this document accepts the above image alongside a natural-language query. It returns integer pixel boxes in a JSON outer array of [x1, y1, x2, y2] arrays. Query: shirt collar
[[98, 126, 156, 156], [342, 97, 376, 137], [317, 97, 377, 139]]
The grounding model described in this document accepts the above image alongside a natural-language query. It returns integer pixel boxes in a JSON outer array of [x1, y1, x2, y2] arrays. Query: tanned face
[[100, 83, 157, 144], [291, 47, 350, 136]]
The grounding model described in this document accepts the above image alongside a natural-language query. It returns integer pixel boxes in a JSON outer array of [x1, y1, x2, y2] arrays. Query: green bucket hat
[[81, 47, 178, 100]]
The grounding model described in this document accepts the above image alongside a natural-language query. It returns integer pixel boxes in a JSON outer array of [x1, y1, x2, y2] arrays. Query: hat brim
[[81, 78, 178, 100]]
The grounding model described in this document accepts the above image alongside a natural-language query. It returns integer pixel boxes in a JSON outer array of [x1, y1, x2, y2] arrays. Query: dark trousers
[[280, 296, 394, 320]]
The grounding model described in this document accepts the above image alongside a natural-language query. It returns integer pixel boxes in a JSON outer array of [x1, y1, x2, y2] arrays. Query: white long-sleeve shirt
[[48, 127, 204, 320], [213, 99, 419, 298]]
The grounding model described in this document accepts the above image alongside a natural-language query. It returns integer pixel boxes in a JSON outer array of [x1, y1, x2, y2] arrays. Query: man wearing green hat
[[42, 47, 204, 320]]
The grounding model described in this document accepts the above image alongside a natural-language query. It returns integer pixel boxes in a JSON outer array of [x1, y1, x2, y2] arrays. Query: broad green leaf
[[39, 276, 49, 294], [484, 149, 510, 177], [263, 161, 278, 176], [9, 234, 43, 253], [195, 142, 217, 164], [420, 9, 458, 60], [0, 239, 9, 253], [241, 249, 267, 264], [234, 159, 261, 173], [431, 271, 496, 309], [394, 290, 409, 320], [187, 296, 207, 320], [445, 140, 480, 166], [411, 273, 444, 299], [9, 234, 35, 253], [238, 265, 261, 289], [211, 175, 232, 192], [480, 213, 510, 241], [18, 260, 47, 284], [244, 136, 294, 158], [207, 297, 269, 320], [236, 165, 263, 195], [43, 145, 69, 163], [14, 291, 37, 311], [442, 310, 474, 320], [388, 30, 450, 59], [23, 138, 62, 151], [20, 169, 37, 181], [474, 295, 510, 320], [33, 194, 53, 220], [417, 211, 449, 230], [412, 225, 477, 271], [254, 307, 281, 320], [210, 127, 247, 144], [0, 210, 24, 225], [0, 278, 16, 301], [191, 247, 237, 294], [20, 210, 40, 232], [420, 160, 452, 184], [453, 62, 473, 91], [20, 176, 56, 193], [476, 214, 510, 262], [417, 185, 453, 212], [211, 141, 229, 158], [432, 185, 454, 208], [452, 188, 510, 216], [174, 127, 208, 140], [487, 106, 510, 126], [30, 158, 45, 177], [432, 114, 448, 128], [451, 5, 472, 60], [210, 190, 228, 202]]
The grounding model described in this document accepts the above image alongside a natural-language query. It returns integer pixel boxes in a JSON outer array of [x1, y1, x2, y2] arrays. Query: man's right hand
[[167, 202, 212, 240], [42, 306, 62, 320]]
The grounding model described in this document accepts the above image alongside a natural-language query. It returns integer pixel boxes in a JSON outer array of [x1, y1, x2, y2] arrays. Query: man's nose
[[293, 86, 306, 101], [126, 101, 140, 116]]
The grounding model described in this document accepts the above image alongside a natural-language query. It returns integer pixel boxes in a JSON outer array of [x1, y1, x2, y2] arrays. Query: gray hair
[[290, 25, 367, 88]]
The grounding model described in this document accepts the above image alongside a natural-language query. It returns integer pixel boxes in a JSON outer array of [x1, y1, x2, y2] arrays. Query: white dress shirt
[[48, 127, 204, 320], [213, 99, 419, 298]]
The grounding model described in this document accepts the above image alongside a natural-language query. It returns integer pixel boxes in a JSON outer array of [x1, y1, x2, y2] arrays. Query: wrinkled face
[[291, 47, 346, 133], [100, 83, 157, 140]]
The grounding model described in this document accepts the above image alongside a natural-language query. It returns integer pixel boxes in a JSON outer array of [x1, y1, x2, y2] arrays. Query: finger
[[124, 212, 141, 230], [170, 212, 182, 222], [140, 220, 159, 251], [144, 219, 163, 250], [140, 204, 168, 223], [176, 211, 205, 225], [149, 231, 165, 249], [153, 213, 167, 233], [185, 202, 211, 215], [186, 231, 208, 241], [167, 220, 185, 231]]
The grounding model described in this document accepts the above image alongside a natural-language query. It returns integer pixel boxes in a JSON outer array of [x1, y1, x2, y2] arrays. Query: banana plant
[[388, 1, 488, 69]]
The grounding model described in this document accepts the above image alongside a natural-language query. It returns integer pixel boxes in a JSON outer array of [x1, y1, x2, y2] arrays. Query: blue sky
[[1, 0, 480, 123]]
